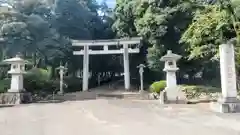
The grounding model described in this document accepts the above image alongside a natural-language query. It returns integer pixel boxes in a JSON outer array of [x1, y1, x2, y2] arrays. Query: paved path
[[0, 99, 240, 135]]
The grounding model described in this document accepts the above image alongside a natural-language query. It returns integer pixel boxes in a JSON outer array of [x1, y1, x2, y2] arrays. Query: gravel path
[[0, 99, 240, 135]]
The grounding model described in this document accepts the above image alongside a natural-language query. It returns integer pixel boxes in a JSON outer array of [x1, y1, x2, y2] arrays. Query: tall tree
[[112, 0, 200, 82], [180, 0, 240, 83], [0, 0, 70, 66]]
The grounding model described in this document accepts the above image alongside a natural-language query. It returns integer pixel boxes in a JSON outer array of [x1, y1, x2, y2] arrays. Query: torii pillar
[[123, 44, 130, 90], [82, 45, 89, 91]]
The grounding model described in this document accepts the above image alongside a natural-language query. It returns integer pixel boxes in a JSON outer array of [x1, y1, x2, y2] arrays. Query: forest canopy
[[0, 0, 240, 93]]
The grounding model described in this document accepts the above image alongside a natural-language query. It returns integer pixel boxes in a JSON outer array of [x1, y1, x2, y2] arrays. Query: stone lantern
[[1, 54, 31, 104], [56, 63, 68, 94], [137, 64, 146, 92], [160, 50, 186, 104]]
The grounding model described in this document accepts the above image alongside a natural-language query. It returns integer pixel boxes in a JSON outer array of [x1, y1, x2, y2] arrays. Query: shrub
[[150, 80, 166, 93], [180, 85, 221, 99], [0, 78, 10, 93], [180, 85, 221, 93], [64, 76, 82, 92], [24, 68, 57, 94], [25, 68, 51, 81]]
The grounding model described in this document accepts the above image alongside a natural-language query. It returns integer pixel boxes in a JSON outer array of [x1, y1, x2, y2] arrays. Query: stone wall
[[0, 92, 32, 104]]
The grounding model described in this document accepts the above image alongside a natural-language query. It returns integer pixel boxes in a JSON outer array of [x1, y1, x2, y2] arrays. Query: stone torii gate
[[72, 37, 142, 91]]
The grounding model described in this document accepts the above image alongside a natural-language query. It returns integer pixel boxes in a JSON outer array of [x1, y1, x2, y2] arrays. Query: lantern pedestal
[[161, 87, 186, 104], [0, 92, 32, 104], [0, 72, 32, 104]]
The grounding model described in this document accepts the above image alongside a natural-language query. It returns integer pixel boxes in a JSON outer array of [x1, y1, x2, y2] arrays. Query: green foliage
[[179, 0, 240, 83], [64, 76, 82, 92], [147, 45, 165, 71], [113, 0, 198, 72], [0, 78, 10, 93], [24, 68, 58, 93], [112, 0, 137, 37], [150, 80, 166, 93], [0, 0, 72, 68], [180, 85, 221, 99], [181, 0, 240, 60], [25, 68, 51, 81], [180, 4, 233, 60], [180, 85, 221, 93], [0, 0, 117, 93]]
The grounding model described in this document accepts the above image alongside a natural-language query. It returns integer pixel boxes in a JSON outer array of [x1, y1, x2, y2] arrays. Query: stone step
[[51, 92, 97, 101], [96, 92, 152, 100], [43, 91, 153, 101]]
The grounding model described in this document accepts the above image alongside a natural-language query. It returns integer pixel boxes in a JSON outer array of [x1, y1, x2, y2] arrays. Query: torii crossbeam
[[72, 37, 142, 91]]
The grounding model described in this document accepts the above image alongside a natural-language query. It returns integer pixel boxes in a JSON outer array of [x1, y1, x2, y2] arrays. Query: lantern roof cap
[[56, 65, 67, 70], [56, 62, 67, 70], [3, 54, 29, 64], [160, 50, 181, 61], [137, 64, 146, 68]]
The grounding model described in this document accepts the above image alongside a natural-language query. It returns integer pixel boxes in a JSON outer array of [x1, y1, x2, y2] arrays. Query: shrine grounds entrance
[[72, 37, 142, 91]]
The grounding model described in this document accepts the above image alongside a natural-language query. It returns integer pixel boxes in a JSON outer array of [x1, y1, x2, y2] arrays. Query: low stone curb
[[187, 99, 218, 104]]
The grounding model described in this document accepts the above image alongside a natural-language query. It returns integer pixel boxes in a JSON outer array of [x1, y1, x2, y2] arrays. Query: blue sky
[[97, 0, 116, 8]]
